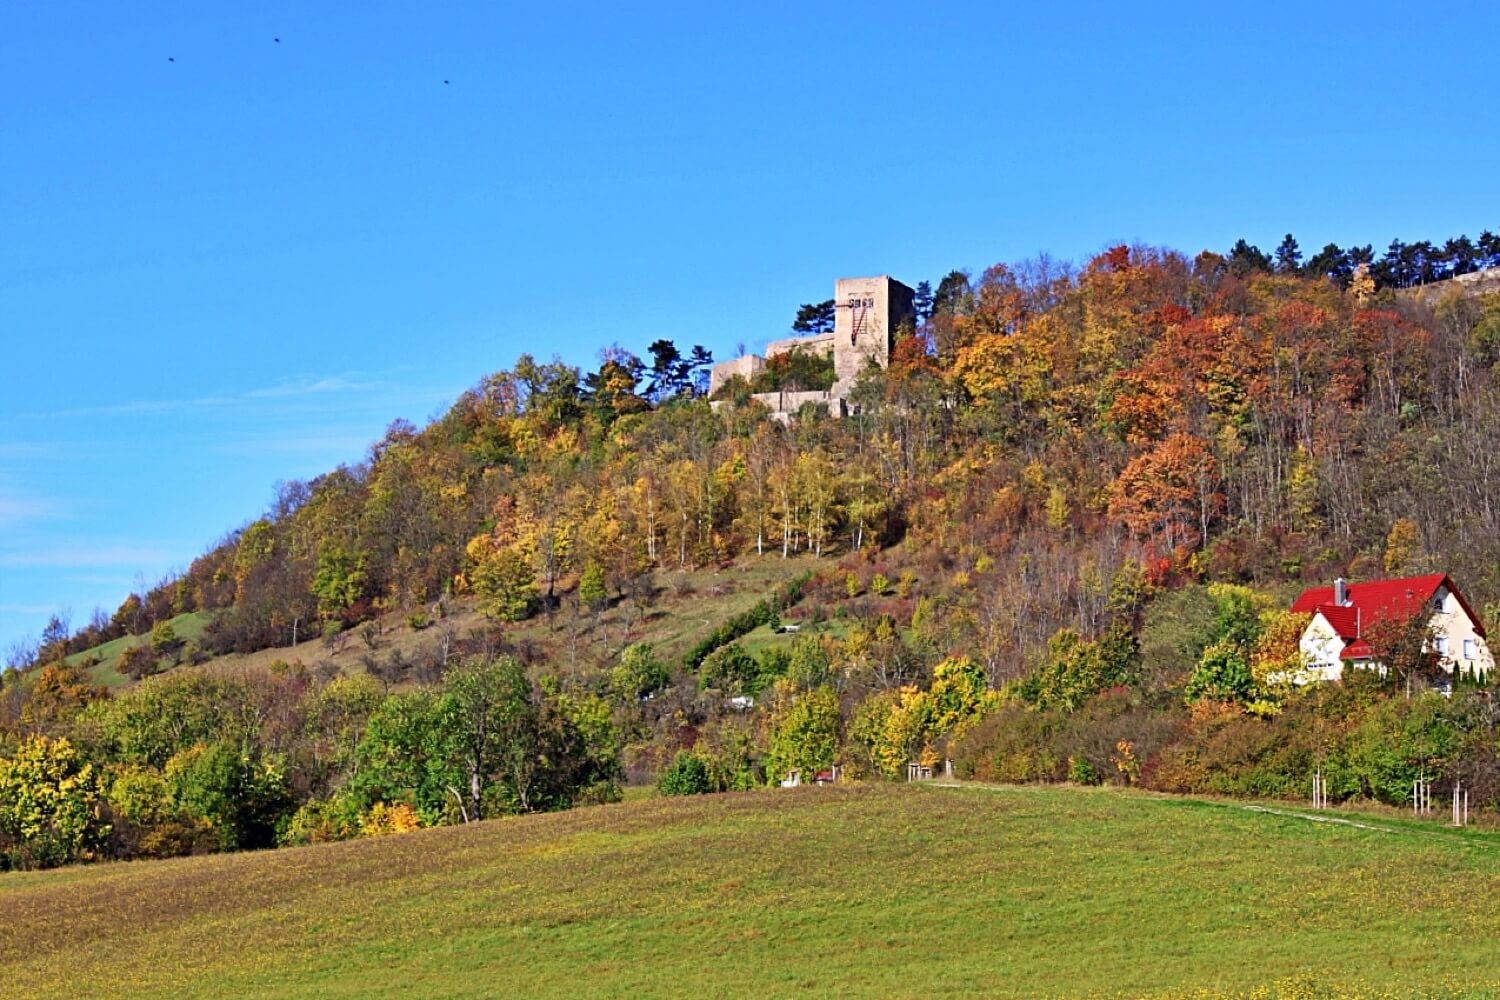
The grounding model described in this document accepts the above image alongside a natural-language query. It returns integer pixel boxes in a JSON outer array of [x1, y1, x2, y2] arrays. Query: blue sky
[[3, 1, 1499, 654]]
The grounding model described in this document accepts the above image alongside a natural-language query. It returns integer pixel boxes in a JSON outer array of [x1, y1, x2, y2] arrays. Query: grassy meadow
[[4, 782, 1500, 999], [63, 610, 213, 687]]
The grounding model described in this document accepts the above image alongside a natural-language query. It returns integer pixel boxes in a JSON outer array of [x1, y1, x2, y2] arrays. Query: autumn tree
[[466, 536, 537, 622], [1108, 433, 1222, 552], [1384, 518, 1423, 576], [0, 736, 108, 868]]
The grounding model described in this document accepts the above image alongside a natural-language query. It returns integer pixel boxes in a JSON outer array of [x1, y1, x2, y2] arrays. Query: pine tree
[[1274, 233, 1302, 275]]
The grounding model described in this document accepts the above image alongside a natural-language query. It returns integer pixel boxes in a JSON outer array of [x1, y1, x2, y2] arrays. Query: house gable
[[1290, 573, 1493, 680]]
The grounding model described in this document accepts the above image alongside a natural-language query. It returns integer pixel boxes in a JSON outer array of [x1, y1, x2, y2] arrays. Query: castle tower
[[833, 276, 916, 386]]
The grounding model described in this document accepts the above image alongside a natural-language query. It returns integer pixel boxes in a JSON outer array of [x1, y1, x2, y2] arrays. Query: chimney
[[1334, 577, 1348, 606]]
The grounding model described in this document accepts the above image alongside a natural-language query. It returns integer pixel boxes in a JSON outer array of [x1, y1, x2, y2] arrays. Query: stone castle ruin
[[710, 275, 915, 420]]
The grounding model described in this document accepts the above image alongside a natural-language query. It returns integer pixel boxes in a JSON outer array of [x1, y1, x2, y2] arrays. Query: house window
[[1464, 639, 1476, 660], [1434, 636, 1448, 656], [1432, 595, 1445, 612]]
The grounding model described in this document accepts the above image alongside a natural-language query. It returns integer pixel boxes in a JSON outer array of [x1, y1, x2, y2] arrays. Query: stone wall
[[751, 390, 845, 422], [766, 333, 835, 359], [708, 354, 766, 395], [709, 390, 847, 424]]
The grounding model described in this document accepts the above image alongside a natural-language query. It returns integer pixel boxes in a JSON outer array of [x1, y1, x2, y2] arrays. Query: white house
[[1290, 573, 1493, 682]]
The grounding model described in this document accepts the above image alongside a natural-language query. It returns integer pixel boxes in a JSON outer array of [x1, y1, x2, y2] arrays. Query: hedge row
[[683, 572, 812, 670]]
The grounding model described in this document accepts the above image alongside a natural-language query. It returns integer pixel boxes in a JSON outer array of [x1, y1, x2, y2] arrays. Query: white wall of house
[[1428, 585, 1494, 676], [1298, 612, 1347, 682]]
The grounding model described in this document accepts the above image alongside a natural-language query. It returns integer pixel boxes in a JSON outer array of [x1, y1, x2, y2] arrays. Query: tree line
[[1226, 228, 1500, 288]]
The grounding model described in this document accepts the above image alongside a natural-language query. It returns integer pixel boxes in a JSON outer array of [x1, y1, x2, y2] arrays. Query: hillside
[[56, 559, 813, 691], [4, 782, 1499, 999], [9, 244, 1500, 878]]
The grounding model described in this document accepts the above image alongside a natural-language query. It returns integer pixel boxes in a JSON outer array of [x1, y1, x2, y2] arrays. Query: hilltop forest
[[7, 231, 1500, 869]]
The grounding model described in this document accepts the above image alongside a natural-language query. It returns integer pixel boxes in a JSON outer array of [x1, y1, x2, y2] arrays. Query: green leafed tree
[[658, 751, 713, 796], [150, 621, 185, 663], [1185, 641, 1256, 704], [699, 643, 763, 696], [1227, 239, 1273, 275], [1021, 629, 1134, 712], [351, 689, 453, 823], [438, 655, 536, 820], [353, 656, 611, 824], [164, 740, 290, 850], [765, 683, 840, 785], [578, 563, 608, 612], [311, 546, 369, 617], [470, 544, 538, 622], [1274, 233, 1303, 275], [609, 642, 669, 702]]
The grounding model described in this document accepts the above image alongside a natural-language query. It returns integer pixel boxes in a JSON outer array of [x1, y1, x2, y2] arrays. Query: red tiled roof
[[1316, 604, 1360, 639], [1290, 572, 1486, 641]]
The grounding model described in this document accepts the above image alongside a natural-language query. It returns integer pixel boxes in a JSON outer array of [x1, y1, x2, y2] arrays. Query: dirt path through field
[[927, 780, 1493, 847]]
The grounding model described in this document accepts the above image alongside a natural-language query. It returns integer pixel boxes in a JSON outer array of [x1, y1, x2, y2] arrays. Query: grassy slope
[[63, 610, 213, 688], [4, 783, 1500, 999], [58, 557, 818, 688]]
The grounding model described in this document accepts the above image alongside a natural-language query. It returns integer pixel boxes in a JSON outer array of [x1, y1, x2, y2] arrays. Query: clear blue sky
[[3, 1, 1498, 654]]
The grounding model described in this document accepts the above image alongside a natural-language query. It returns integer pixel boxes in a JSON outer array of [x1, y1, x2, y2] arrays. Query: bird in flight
[[443, 79, 450, 85], [274, 37, 280, 43], [168, 56, 175, 62]]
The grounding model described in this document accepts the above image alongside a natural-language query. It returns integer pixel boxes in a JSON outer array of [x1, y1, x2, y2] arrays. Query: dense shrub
[[609, 643, 670, 701], [658, 752, 713, 796], [1018, 625, 1137, 711], [279, 793, 365, 846]]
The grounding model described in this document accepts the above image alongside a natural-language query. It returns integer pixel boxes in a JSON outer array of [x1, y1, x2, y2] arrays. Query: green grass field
[[734, 617, 854, 659], [63, 610, 213, 687], [4, 783, 1499, 999]]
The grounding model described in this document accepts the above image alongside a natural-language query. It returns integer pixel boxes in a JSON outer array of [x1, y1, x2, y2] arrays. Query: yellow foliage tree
[[1383, 517, 1422, 576], [1350, 262, 1375, 304], [852, 657, 999, 778], [465, 534, 538, 621], [1250, 609, 1313, 691], [361, 801, 422, 836]]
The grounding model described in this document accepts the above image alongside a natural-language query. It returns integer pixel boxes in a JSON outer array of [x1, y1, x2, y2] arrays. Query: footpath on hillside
[[927, 780, 1498, 847]]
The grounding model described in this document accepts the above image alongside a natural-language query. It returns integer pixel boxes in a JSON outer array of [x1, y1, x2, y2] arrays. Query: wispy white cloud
[[64, 573, 139, 588], [0, 543, 178, 570], [12, 371, 387, 421], [20, 397, 235, 420], [0, 602, 67, 617], [0, 493, 71, 528], [245, 375, 383, 399], [212, 430, 379, 458], [0, 442, 53, 460]]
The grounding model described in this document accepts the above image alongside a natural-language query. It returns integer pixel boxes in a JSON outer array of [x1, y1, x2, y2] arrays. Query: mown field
[[4, 783, 1500, 999]]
